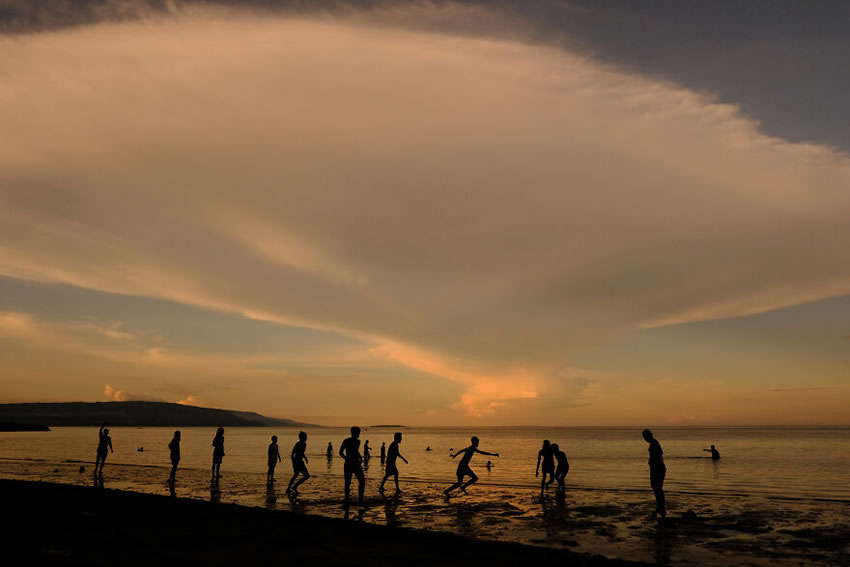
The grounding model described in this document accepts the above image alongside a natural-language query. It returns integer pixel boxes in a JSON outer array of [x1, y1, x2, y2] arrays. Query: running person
[[552, 442, 569, 490], [287, 431, 310, 493], [267, 435, 282, 485], [536, 439, 555, 492], [379, 432, 408, 493], [444, 436, 499, 496], [339, 426, 365, 505], [95, 423, 113, 475]]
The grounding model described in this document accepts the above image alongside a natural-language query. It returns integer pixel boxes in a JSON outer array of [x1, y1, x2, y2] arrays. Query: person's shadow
[[210, 481, 221, 503]]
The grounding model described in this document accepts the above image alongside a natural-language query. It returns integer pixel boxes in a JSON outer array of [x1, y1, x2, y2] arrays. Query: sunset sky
[[1, 1, 848, 426]]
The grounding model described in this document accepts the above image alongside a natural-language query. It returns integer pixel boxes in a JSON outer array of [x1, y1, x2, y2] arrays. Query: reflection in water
[[343, 505, 365, 522], [539, 492, 571, 542], [653, 522, 673, 567], [451, 504, 475, 537], [383, 496, 400, 526], [210, 480, 221, 503], [265, 483, 277, 508]]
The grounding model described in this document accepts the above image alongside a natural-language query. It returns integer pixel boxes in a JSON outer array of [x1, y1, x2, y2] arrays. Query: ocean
[[2, 426, 849, 565]]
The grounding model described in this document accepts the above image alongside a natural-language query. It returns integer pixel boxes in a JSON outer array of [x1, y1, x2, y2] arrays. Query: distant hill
[[0, 402, 312, 428]]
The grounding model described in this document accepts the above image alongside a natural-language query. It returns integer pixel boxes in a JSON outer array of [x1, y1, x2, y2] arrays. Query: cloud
[[176, 394, 203, 406], [1, 11, 850, 416], [104, 384, 134, 401]]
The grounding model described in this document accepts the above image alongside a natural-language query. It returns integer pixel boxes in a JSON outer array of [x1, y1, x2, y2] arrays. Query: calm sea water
[[2, 426, 848, 501]]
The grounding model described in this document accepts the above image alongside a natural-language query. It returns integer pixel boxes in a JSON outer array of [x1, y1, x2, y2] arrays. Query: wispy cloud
[[1, 11, 849, 418]]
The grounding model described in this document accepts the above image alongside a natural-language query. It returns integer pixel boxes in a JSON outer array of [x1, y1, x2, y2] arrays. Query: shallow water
[[2, 426, 849, 566], [2, 426, 849, 499]]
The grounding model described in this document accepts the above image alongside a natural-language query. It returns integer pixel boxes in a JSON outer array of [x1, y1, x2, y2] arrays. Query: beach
[[2, 478, 643, 566], [2, 456, 849, 566]]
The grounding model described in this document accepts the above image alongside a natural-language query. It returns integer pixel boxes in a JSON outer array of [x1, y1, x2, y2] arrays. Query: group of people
[[535, 439, 570, 492], [95, 423, 710, 518]]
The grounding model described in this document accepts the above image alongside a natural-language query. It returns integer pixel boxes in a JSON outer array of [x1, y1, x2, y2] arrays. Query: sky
[[1, 1, 848, 426]]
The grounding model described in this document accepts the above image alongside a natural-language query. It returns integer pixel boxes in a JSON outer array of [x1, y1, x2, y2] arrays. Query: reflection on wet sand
[[2, 458, 849, 566]]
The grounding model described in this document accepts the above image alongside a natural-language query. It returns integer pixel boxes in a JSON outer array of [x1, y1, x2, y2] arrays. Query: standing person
[[168, 430, 181, 483], [380, 442, 387, 465], [339, 426, 365, 505], [287, 431, 310, 494], [704, 444, 721, 460], [536, 439, 556, 492], [211, 427, 225, 481], [552, 443, 569, 491], [326, 442, 333, 459], [642, 429, 667, 519], [95, 423, 113, 475], [379, 432, 408, 494], [444, 436, 499, 496], [363, 440, 372, 461], [267, 435, 282, 485]]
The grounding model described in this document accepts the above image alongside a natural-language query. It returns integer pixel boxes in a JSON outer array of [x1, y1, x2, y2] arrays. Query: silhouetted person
[[536, 439, 555, 492], [95, 423, 113, 475], [168, 430, 181, 483], [379, 432, 408, 493], [552, 442, 569, 490], [327, 442, 333, 459], [380, 442, 386, 465], [287, 431, 310, 494], [486, 460, 492, 470], [268, 435, 282, 485], [444, 436, 499, 496], [704, 444, 720, 460], [642, 429, 666, 519], [425, 446, 432, 452], [364, 440, 372, 461], [340, 426, 365, 505], [211, 427, 225, 480]]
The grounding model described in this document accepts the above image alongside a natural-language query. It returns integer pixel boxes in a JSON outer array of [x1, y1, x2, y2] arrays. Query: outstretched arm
[[476, 449, 499, 457], [450, 447, 467, 459], [703, 449, 711, 453]]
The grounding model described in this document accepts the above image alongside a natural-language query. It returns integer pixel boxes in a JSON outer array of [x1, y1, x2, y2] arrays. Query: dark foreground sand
[[3, 479, 646, 566]]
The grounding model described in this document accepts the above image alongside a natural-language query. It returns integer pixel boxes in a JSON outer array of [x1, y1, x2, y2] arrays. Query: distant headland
[[0, 401, 313, 428], [0, 422, 50, 432]]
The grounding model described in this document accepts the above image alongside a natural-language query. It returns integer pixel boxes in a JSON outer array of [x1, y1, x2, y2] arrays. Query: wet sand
[[2, 458, 849, 566], [2, 478, 642, 566]]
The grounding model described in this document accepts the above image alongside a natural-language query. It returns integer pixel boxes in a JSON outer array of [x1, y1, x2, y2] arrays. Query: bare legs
[[445, 469, 478, 495]]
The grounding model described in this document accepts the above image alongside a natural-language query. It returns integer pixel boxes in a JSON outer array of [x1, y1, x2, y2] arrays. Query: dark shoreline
[[3, 478, 645, 566]]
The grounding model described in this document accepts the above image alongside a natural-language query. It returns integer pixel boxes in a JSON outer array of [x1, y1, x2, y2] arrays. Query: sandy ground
[[2, 478, 644, 566], [2, 458, 849, 566]]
